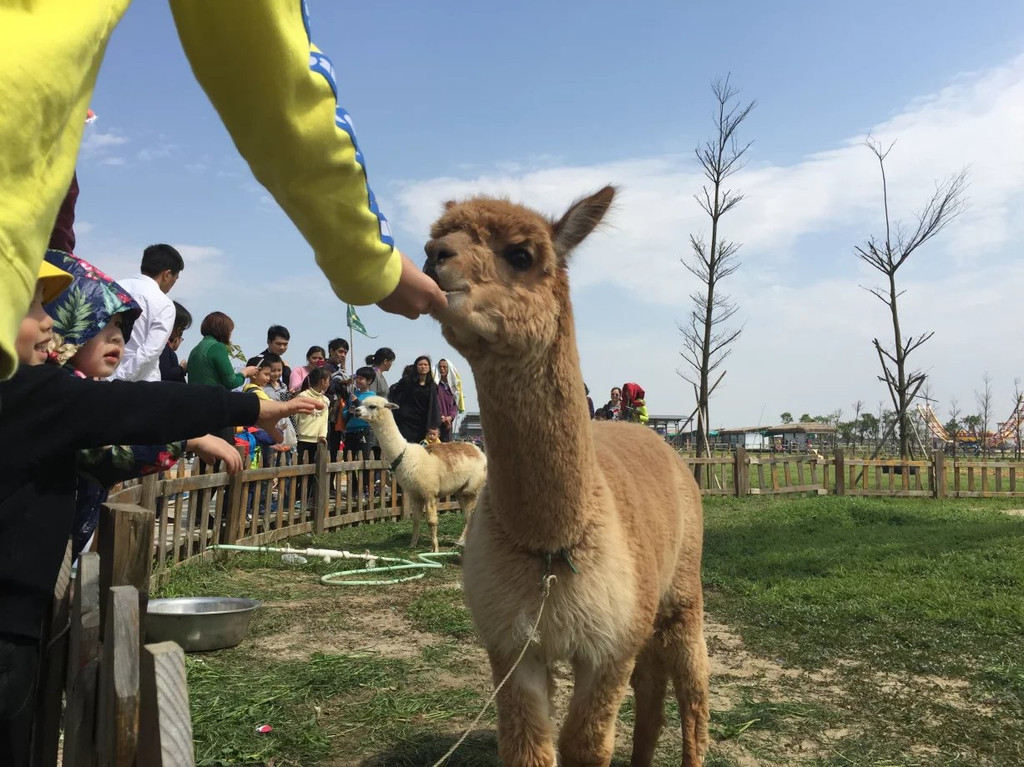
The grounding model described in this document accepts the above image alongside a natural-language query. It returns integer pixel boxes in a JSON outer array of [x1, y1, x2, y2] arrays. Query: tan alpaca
[[424, 187, 709, 766], [354, 396, 487, 551]]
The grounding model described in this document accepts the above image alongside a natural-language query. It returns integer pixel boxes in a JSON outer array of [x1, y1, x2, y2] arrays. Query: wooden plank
[[159, 472, 230, 494], [139, 642, 195, 767], [63, 552, 101, 767], [315, 445, 329, 534], [834, 450, 845, 496], [97, 585, 140, 767], [32, 539, 73, 765], [734, 446, 749, 496], [98, 504, 154, 642], [225, 470, 245, 544]]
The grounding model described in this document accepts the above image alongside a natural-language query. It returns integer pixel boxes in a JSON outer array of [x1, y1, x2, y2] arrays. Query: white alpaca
[[354, 396, 487, 551]]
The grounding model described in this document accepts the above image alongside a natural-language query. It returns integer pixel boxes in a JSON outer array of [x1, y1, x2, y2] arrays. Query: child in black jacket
[[0, 266, 319, 763]]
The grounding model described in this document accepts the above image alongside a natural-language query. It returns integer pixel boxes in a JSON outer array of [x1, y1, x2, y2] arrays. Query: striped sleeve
[[169, 0, 402, 305]]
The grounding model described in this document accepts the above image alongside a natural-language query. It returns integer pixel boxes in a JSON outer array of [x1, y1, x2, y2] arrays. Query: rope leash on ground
[[207, 544, 460, 586], [430, 574, 558, 767]]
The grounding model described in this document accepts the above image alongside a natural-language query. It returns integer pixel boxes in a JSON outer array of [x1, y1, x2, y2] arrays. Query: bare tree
[[855, 139, 968, 459], [976, 372, 994, 458], [679, 75, 755, 459]]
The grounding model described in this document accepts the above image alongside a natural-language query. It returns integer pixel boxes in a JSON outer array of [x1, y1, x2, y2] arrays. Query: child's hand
[[186, 435, 243, 475], [256, 398, 322, 441]]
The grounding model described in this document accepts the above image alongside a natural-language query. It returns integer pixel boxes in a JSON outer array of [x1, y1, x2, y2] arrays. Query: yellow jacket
[[0, 0, 400, 378], [295, 389, 330, 442]]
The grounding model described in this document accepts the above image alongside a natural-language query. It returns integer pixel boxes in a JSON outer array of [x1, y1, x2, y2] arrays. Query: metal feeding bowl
[[146, 597, 260, 653]]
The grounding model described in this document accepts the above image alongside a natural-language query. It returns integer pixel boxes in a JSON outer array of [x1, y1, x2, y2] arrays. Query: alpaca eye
[[503, 247, 533, 272]]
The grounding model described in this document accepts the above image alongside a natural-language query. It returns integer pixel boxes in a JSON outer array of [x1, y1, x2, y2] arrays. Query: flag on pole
[[346, 304, 376, 338]]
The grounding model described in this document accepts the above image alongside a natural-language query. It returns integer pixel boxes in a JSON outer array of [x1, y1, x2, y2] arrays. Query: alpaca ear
[[443, 200, 457, 211], [551, 185, 616, 261], [386, 402, 399, 410]]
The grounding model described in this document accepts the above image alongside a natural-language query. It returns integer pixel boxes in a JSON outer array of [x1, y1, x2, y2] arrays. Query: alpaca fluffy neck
[[370, 414, 409, 463], [470, 304, 599, 553]]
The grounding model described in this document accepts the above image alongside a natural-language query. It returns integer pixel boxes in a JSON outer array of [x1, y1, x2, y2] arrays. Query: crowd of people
[[588, 384, 650, 423]]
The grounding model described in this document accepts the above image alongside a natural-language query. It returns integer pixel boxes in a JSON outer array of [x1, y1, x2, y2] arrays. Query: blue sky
[[77, 0, 1024, 427]]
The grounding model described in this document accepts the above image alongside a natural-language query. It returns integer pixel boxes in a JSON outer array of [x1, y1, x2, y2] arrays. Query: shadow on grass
[[360, 730, 499, 766]]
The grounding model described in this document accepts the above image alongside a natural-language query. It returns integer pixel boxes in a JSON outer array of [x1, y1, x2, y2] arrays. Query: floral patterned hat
[[43, 250, 141, 365]]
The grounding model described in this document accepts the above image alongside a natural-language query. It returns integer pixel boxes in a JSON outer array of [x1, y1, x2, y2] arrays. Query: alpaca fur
[[354, 396, 486, 551], [424, 187, 709, 766]]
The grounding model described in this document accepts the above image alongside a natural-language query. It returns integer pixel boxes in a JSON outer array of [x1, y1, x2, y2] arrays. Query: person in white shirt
[[114, 244, 183, 382]]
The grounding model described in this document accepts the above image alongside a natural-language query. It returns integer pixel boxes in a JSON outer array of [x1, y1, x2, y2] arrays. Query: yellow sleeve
[[0, 1, 131, 378], [169, 0, 402, 305]]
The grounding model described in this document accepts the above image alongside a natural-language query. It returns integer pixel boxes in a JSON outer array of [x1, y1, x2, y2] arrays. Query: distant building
[[718, 426, 769, 451], [763, 422, 835, 451]]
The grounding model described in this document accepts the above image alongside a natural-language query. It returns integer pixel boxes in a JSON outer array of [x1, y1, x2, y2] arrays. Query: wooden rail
[[34, 505, 194, 766]]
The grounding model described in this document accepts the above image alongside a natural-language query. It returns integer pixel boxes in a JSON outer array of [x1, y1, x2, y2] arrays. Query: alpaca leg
[[426, 497, 439, 552], [409, 501, 422, 549], [456, 493, 478, 545], [558, 657, 635, 767], [490, 649, 557, 767], [630, 645, 669, 766], [665, 599, 710, 767]]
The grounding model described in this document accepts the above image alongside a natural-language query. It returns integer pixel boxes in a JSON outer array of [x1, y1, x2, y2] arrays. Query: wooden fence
[[34, 504, 193, 766], [38, 444, 1021, 764], [107, 450, 459, 585], [686, 447, 1024, 499], [109, 445, 1024, 587]]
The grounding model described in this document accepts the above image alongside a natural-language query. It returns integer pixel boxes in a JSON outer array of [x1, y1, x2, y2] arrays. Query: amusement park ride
[[917, 399, 1024, 451]]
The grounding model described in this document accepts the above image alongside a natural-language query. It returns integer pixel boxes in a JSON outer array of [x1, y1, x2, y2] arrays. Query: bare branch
[[681, 74, 755, 457], [857, 142, 967, 457]]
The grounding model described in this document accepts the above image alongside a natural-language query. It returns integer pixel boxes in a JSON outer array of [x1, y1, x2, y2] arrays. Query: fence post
[[139, 641, 195, 767], [98, 504, 155, 642], [224, 470, 245, 544], [933, 450, 946, 498], [314, 445, 329, 534], [734, 446, 749, 496], [834, 448, 845, 496], [63, 552, 101, 767], [97, 585, 141, 767], [140, 472, 159, 513]]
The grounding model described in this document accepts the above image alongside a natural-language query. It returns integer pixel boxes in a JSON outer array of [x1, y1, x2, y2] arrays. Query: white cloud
[[81, 130, 128, 151], [390, 53, 1024, 425], [136, 143, 176, 162]]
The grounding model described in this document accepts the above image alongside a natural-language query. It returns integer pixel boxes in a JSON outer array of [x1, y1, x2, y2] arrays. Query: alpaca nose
[[425, 238, 456, 264]]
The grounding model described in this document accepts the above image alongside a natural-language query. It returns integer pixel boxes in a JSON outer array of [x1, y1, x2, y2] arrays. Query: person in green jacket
[[187, 312, 256, 391], [0, 0, 446, 381]]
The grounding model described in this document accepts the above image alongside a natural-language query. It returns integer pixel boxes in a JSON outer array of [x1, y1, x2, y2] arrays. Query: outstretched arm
[[169, 0, 443, 318]]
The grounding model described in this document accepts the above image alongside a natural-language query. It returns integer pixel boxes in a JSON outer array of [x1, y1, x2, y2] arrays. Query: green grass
[[155, 497, 1024, 765], [702, 495, 1024, 765]]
